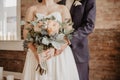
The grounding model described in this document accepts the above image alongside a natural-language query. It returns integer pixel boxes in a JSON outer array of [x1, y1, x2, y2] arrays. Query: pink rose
[[47, 20, 60, 36]]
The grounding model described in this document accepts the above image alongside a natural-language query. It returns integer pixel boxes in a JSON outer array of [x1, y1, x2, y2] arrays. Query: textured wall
[[89, 29, 120, 80], [0, 0, 120, 80], [96, 0, 120, 29]]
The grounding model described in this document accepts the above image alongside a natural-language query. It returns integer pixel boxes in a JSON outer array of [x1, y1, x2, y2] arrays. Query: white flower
[[74, 0, 82, 6]]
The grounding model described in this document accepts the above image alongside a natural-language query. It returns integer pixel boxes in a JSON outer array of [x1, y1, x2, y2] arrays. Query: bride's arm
[[23, 6, 40, 63], [61, 6, 71, 22], [61, 6, 73, 45], [54, 5, 72, 56]]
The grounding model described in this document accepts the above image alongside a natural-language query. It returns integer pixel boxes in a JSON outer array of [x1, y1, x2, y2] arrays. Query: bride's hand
[[54, 42, 68, 56], [41, 48, 55, 60], [54, 36, 70, 56], [46, 48, 55, 60]]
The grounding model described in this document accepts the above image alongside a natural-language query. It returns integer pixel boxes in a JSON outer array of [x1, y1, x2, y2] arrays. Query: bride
[[22, 0, 79, 80]]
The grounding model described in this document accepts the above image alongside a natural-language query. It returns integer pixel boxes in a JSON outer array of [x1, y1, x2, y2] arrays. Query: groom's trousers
[[76, 63, 89, 80]]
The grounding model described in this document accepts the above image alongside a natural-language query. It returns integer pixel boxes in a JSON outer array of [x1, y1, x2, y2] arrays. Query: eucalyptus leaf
[[56, 33, 65, 41], [36, 13, 44, 21], [66, 34, 73, 40], [42, 37, 50, 45], [30, 20, 38, 26], [37, 45, 44, 53], [51, 41, 64, 49], [25, 27, 32, 31], [64, 28, 74, 35], [21, 20, 26, 25], [40, 30, 48, 35]]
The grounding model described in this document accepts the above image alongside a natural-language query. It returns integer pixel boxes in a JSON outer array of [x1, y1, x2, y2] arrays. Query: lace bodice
[[36, 12, 62, 22]]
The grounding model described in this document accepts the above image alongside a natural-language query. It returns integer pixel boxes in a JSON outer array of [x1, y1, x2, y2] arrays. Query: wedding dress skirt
[[22, 46, 79, 80]]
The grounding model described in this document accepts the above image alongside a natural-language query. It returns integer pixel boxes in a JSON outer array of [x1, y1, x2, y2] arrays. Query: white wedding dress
[[22, 12, 79, 80]]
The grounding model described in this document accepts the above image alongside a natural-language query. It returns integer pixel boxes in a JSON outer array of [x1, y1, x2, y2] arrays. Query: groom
[[58, 0, 96, 80]]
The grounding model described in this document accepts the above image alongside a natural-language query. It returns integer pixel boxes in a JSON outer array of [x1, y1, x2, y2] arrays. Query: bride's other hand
[[42, 48, 55, 60], [46, 48, 55, 60], [54, 42, 68, 56]]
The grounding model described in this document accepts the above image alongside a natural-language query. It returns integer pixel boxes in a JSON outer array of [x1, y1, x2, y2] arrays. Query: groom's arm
[[74, 0, 96, 40]]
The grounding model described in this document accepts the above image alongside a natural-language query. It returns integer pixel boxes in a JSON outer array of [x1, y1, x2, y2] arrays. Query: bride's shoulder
[[58, 5, 68, 10], [27, 4, 42, 13], [57, 5, 69, 13], [27, 3, 43, 10], [27, 5, 37, 12]]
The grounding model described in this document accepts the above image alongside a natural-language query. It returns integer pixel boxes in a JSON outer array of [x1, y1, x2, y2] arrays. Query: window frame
[[0, 0, 21, 41], [0, 0, 24, 51]]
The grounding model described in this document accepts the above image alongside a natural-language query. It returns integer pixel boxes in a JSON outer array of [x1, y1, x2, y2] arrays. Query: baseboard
[[3, 71, 22, 80]]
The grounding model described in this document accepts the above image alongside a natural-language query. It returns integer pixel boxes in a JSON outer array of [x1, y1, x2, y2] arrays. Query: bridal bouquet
[[22, 15, 74, 75]]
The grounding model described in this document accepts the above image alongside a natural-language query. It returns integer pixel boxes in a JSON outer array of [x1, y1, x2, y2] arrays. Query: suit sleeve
[[73, 0, 96, 40]]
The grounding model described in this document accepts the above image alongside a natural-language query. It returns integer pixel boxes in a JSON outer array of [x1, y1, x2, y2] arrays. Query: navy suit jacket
[[58, 0, 96, 63]]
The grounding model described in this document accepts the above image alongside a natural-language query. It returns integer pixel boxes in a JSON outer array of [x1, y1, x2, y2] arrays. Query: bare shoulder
[[57, 5, 71, 20], [58, 5, 69, 12], [25, 5, 38, 20], [27, 5, 37, 13]]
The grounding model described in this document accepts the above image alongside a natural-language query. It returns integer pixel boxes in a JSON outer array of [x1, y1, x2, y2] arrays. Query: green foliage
[[23, 16, 74, 53], [22, 15, 75, 75]]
